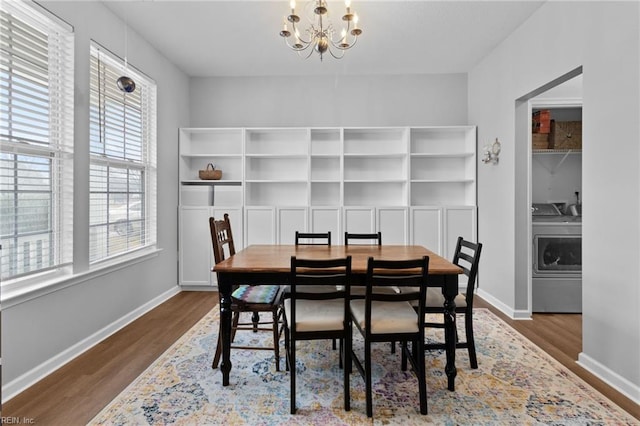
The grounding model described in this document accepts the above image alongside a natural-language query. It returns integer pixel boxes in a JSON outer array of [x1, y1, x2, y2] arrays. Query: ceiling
[[101, 0, 545, 78]]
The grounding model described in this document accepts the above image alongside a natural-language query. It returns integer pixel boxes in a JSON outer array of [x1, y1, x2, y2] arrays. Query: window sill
[[1, 247, 162, 309]]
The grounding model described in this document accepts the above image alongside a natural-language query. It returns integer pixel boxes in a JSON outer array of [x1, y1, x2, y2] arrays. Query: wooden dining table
[[213, 244, 463, 391]]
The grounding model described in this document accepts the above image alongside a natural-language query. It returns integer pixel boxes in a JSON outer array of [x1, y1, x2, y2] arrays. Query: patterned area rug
[[89, 308, 636, 425]]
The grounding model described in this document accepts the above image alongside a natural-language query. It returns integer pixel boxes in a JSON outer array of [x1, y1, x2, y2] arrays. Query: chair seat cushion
[[350, 300, 418, 334], [350, 286, 398, 296], [284, 299, 345, 332], [407, 289, 467, 308], [232, 285, 279, 304]]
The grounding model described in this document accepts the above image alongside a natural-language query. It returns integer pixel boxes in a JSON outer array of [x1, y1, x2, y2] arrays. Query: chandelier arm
[[327, 47, 346, 60], [342, 35, 359, 50], [303, 47, 317, 59], [283, 34, 314, 52], [290, 21, 312, 45], [296, 42, 314, 52], [329, 34, 359, 51], [293, 40, 315, 52]]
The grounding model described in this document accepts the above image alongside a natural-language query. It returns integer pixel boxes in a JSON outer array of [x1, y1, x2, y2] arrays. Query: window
[[89, 43, 157, 263], [0, 0, 74, 282]]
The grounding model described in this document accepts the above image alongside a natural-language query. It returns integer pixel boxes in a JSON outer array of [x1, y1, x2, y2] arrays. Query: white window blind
[[89, 43, 157, 263], [0, 0, 74, 281]]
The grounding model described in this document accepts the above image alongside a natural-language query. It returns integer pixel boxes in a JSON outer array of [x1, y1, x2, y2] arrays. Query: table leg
[[442, 275, 458, 391], [218, 273, 233, 386]]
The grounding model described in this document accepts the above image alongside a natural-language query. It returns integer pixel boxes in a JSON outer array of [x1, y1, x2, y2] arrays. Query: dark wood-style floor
[[3, 292, 639, 424]]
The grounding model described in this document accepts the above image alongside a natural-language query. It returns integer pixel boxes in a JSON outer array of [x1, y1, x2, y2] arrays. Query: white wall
[[469, 1, 640, 402], [1, 1, 190, 398], [190, 74, 467, 127]]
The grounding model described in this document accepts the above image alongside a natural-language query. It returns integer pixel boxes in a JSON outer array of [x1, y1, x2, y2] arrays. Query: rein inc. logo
[[1, 417, 35, 424]]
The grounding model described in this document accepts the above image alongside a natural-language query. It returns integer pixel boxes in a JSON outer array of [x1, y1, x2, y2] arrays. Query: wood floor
[[3, 292, 639, 424]]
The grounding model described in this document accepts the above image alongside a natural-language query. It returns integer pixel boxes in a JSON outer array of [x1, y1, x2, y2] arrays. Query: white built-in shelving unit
[[178, 126, 477, 287]]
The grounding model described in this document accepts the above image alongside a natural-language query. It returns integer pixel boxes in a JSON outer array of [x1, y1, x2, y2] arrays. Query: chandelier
[[279, 0, 362, 60]]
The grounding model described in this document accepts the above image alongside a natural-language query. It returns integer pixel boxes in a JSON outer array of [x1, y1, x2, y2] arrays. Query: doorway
[[514, 68, 583, 357], [514, 67, 583, 314], [530, 97, 582, 313]]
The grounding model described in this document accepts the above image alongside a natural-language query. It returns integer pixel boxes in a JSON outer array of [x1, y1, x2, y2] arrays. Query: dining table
[[213, 244, 463, 391]]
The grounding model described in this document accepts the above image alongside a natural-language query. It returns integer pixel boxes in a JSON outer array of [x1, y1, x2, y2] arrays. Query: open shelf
[[178, 125, 477, 286]]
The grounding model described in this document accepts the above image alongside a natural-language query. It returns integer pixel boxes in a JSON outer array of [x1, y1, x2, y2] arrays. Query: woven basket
[[550, 121, 582, 149], [199, 163, 222, 180], [532, 133, 549, 150]]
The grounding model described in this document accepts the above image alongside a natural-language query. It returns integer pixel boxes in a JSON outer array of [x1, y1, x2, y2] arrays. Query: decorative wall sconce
[[482, 138, 501, 165]]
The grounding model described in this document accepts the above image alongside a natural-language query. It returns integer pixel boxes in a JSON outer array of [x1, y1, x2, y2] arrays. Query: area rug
[[89, 308, 636, 425]]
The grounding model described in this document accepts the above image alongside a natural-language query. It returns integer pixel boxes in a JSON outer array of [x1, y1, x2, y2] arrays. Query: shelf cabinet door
[[343, 207, 376, 234], [377, 207, 408, 245], [244, 207, 276, 246], [179, 206, 214, 287], [410, 207, 443, 255], [309, 207, 341, 242], [277, 207, 308, 244]]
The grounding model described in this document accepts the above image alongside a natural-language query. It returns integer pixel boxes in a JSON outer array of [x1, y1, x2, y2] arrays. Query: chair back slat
[[295, 231, 332, 245], [344, 232, 382, 246]]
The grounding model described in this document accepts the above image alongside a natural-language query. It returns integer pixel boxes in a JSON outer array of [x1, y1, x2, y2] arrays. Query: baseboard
[[2, 285, 181, 403], [577, 352, 640, 405], [476, 289, 532, 320], [180, 285, 216, 292]]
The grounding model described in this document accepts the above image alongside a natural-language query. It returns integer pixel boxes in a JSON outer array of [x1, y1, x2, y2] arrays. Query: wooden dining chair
[[293, 230, 338, 349], [344, 231, 382, 246], [350, 256, 430, 417], [209, 214, 285, 371], [345, 231, 397, 357], [284, 256, 353, 414], [421, 237, 483, 368]]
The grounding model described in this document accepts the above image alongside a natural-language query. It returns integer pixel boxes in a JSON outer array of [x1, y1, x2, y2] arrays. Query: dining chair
[[295, 231, 332, 245], [344, 231, 382, 246], [350, 256, 430, 417], [421, 237, 483, 368], [345, 231, 397, 356], [284, 256, 353, 414], [209, 214, 285, 371], [293, 230, 337, 349]]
